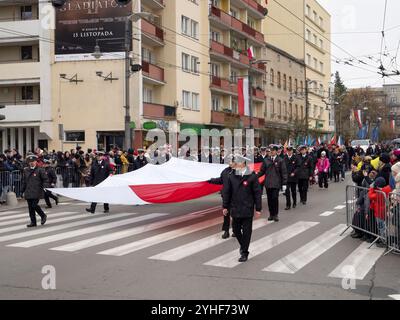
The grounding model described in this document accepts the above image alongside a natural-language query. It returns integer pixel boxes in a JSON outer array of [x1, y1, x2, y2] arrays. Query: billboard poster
[[55, 0, 131, 62]]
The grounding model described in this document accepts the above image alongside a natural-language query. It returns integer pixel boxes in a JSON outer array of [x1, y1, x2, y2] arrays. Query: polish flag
[[247, 46, 254, 60], [391, 119, 396, 131], [316, 137, 321, 146], [330, 134, 337, 146], [354, 109, 362, 129], [238, 78, 250, 116]]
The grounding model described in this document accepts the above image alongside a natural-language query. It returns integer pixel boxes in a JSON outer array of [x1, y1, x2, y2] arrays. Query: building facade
[[383, 84, 400, 128], [263, 0, 333, 137], [0, 0, 52, 153], [264, 43, 306, 144]]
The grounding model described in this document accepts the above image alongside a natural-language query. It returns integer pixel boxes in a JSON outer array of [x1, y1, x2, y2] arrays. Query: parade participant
[[316, 151, 330, 189], [208, 155, 236, 239], [86, 150, 112, 214], [377, 153, 392, 186], [43, 159, 59, 208], [297, 145, 313, 205], [21, 155, 48, 228], [135, 149, 148, 169], [256, 147, 268, 163], [222, 155, 262, 262], [331, 147, 342, 183], [284, 146, 300, 210], [257, 145, 288, 222]]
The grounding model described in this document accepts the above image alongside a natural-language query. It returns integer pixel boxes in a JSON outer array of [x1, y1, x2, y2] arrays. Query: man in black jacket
[[208, 156, 236, 239], [297, 146, 314, 205], [222, 156, 262, 262], [257, 145, 288, 222], [22, 155, 48, 228], [284, 146, 300, 210], [43, 159, 59, 208], [135, 149, 148, 170], [86, 150, 112, 214]]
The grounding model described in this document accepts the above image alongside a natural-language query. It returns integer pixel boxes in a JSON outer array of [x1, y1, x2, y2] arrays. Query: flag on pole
[[354, 109, 363, 129], [247, 46, 254, 60], [391, 119, 396, 131], [337, 136, 343, 146], [238, 78, 250, 116], [330, 134, 337, 146]]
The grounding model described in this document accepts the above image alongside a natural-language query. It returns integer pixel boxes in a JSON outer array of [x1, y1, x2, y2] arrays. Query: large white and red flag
[[354, 109, 363, 129], [238, 77, 250, 116], [50, 158, 264, 206], [247, 46, 255, 60]]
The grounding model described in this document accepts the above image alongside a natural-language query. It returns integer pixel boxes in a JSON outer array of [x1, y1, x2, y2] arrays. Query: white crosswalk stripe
[[263, 224, 351, 274], [8, 213, 166, 248], [204, 221, 319, 268], [0, 210, 23, 217], [149, 219, 273, 262], [0, 212, 40, 222], [328, 242, 385, 280], [320, 211, 335, 217], [334, 205, 346, 210], [389, 294, 400, 300], [97, 217, 222, 256], [0, 212, 138, 243], [51, 210, 214, 252], [0, 211, 78, 228]]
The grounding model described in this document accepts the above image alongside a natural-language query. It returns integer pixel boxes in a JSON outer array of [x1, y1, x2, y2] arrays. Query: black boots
[[222, 231, 229, 239]]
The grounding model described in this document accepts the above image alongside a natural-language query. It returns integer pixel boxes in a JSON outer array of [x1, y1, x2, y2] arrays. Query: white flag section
[[50, 158, 227, 205]]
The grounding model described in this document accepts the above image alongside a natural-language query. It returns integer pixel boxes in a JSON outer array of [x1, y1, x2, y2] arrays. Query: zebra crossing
[[0, 206, 387, 281]]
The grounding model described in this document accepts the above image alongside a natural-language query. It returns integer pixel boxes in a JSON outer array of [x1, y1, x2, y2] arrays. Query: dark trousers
[[27, 199, 45, 225], [285, 182, 297, 207], [318, 172, 329, 188], [222, 210, 231, 232], [298, 179, 309, 203], [266, 188, 280, 217], [333, 170, 340, 182], [90, 202, 109, 212], [44, 190, 58, 207], [232, 217, 253, 255]]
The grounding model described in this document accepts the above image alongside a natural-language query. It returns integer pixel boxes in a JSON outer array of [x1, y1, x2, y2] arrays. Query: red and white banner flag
[[354, 109, 362, 129], [238, 77, 250, 116], [247, 46, 254, 60], [391, 119, 396, 131]]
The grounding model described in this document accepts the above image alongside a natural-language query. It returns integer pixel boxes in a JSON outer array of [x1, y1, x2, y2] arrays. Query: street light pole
[[124, 17, 132, 151], [305, 80, 310, 139]]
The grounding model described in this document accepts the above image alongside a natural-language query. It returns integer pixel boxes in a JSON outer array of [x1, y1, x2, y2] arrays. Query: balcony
[[141, 19, 164, 47], [142, 61, 165, 85], [211, 111, 265, 128], [231, 0, 268, 19], [209, 6, 264, 46], [143, 102, 176, 120], [210, 76, 237, 95], [0, 19, 39, 44], [210, 40, 250, 68], [0, 61, 40, 84], [252, 87, 266, 100], [141, 0, 165, 10], [1, 103, 41, 122]]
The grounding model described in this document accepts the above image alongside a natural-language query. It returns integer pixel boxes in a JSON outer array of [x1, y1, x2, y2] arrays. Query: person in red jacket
[[368, 177, 391, 247]]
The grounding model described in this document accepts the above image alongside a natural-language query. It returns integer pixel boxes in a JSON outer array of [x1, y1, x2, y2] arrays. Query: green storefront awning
[[143, 121, 157, 130], [179, 123, 207, 135]]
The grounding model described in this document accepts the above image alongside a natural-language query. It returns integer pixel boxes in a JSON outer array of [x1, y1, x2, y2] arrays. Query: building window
[[313, 11, 318, 22], [21, 46, 33, 60], [143, 87, 153, 103], [182, 53, 190, 71], [313, 105, 318, 118], [21, 6, 33, 20], [191, 20, 199, 39], [232, 99, 238, 113], [313, 58, 318, 69], [191, 56, 199, 74], [181, 16, 190, 35], [278, 100, 282, 117], [391, 88, 397, 94], [306, 29, 311, 41], [289, 76, 292, 92], [392, 97, 398, 104], [21, 86, 33, 100], [229, 8, 238, 19], [211, 30, 220, 42], [295, 79, 298, 94], [65, 131, 85, 142], [289, 103, 293, 118], [192, 93, 199, 111], [283, 101, 287, 117], [283, 74, 287, 91], [320, 62, 324, 73], [307, 54, 311, 66], [231, 70, 238, 83], [295, 104, 298, 118], [300, 81, 304, 95], [319, 84, 324, 95], [320, 39, 323, 49], [313, 34, 317, 45], [212, 95, 221, 111], [277, 72, 281, 88], [142, 47, 154, 64], [182, 90, 191, 109], [319, 17, 324, 28], [270, 69, 274, 84], [270, 98, 275, 115], [306, 5, 311, 16], [210, 63, 220, 77], [301, 105, 304, 119]]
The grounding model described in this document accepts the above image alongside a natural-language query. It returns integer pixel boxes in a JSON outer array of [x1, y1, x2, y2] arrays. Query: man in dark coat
[[43, 159, 59, 208], [21, 155, 48, 228], [86, 150, 112, 214], [222, 155, 262, 262], [284, 146, 300, 210], [297, 145, 314, 205], [134, 149, 148, 170], [208, 156, 236, 239], [257, 145, 288, 222]]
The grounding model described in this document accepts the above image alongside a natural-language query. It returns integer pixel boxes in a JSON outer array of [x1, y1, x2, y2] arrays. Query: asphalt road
[[0, 175, 399, 300]]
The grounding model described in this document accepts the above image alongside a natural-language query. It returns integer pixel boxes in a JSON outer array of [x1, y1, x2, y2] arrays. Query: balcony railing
[[209, 6, 264, 44], [243, 0, 268, 16], [211, 110, 265, 128], [141, 19, 164, 44], [142, 60, 165, 83], [143, 102, 176, 120], [210, 40, 250, 66], [0, 99, 40, 106]]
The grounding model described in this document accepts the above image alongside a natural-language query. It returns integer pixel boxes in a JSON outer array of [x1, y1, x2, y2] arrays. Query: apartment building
[[264, 43, 306, 144], [0, 0, 52, 153], [263, 0, 333, 138], [383, 84, 400, 128]]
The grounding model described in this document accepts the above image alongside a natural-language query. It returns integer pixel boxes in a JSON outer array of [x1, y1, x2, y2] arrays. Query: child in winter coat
[[316, 151, 330, 189]]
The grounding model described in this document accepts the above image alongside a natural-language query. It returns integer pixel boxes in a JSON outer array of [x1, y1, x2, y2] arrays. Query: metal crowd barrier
[[343, 185, 400, 255], [0, 170, 23, 200]]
